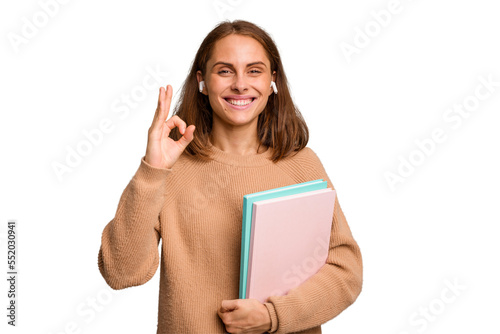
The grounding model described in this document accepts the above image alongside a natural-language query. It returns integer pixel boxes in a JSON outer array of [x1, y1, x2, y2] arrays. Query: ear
[[196, 70, 207, 95]]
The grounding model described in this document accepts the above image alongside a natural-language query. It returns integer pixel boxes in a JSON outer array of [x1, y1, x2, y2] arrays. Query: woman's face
[[197, 34, 275, 132]]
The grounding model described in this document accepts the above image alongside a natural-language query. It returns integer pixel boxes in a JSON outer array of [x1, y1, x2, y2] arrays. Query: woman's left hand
[[218, 298, 272, 334]]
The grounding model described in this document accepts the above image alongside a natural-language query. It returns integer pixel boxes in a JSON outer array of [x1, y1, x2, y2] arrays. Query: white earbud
[[270, 81, 278, 94], [199, 81, 205, 93]]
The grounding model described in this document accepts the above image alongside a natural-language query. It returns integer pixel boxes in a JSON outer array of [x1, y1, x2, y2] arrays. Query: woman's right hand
[[144, 85, 196, 169]]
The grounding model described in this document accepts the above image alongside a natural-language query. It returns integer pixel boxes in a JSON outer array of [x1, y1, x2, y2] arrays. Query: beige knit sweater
[[97, 144, 363, 333]]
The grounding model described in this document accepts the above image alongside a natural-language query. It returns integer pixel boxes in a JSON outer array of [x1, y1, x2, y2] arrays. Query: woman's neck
[[209, 131, 265, 156]]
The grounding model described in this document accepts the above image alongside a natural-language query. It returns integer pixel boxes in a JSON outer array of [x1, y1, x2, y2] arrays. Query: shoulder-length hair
[[169, 20, 309, 163]]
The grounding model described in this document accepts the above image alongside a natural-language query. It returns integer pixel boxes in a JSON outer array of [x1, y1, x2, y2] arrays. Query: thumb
[[220, 299, 238, 313]]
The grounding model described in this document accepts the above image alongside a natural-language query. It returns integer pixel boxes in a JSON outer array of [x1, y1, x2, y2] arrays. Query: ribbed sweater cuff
[[134, 156, 172, 185], [264, 302, 278, 333]]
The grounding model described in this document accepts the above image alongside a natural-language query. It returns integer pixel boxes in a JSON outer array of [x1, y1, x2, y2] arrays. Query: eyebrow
[[211, 61, 267, 69]]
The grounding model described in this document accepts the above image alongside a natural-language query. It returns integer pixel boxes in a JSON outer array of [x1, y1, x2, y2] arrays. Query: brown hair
[[169, 20, 309, 163]]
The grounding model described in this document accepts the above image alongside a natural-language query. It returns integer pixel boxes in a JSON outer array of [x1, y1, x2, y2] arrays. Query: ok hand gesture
[[145, 85, 196, 169]]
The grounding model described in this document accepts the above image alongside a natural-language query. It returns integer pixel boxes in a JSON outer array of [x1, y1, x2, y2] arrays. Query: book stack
[[239, 179, 336, 303]]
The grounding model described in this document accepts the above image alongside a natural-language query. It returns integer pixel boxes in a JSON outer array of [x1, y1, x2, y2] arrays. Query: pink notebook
[[246, 188, 336, 303]]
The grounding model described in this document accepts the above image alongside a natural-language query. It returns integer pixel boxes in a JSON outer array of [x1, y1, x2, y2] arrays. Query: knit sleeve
[[97, 156, 172, 290], [267, 148, 363, 333]]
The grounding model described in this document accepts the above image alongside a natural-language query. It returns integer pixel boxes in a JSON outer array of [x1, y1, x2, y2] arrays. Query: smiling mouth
[[224, 98, 256, 106]]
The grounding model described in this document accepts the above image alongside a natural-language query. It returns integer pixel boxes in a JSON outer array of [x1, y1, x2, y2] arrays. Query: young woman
[[98, 20, 362, 334]]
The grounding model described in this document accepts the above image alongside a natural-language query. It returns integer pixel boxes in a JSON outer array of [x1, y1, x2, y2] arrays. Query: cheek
[[208, 95, 223, 112], [256, 80, 272, 96], [208, 93, 229, 115]]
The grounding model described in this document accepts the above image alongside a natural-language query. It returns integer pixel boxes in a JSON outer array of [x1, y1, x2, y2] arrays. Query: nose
[[231, 72, 248, 92]]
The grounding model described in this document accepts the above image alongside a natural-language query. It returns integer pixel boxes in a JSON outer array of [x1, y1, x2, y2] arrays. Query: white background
[[1, 0, 499, 333]]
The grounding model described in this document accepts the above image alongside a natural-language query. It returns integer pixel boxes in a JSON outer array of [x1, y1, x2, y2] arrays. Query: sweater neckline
[[207, 143, 274, 167]]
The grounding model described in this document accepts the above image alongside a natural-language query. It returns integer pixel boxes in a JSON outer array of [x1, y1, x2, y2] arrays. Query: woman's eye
[[250, 70, 262, 74], [218, 70, 231, 74]]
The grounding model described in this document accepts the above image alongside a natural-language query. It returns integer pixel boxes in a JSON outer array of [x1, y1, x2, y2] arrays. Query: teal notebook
[[239, 179, 328, 299]]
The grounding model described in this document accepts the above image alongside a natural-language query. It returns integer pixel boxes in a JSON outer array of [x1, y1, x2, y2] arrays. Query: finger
[[151, 87, 164, 127], [157, 115, 183, 140], [156, 86, 164, 109], [176, 125, 195, 150], [219, 305, 230, 315], [159, 85, 173, 123], [152, 85, 172, 129], [221, 299, 238, 312], [165, 115, 187, 132]]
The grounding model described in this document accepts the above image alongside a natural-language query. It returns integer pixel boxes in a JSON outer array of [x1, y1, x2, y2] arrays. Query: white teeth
[[226, 98, 253, 106]]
